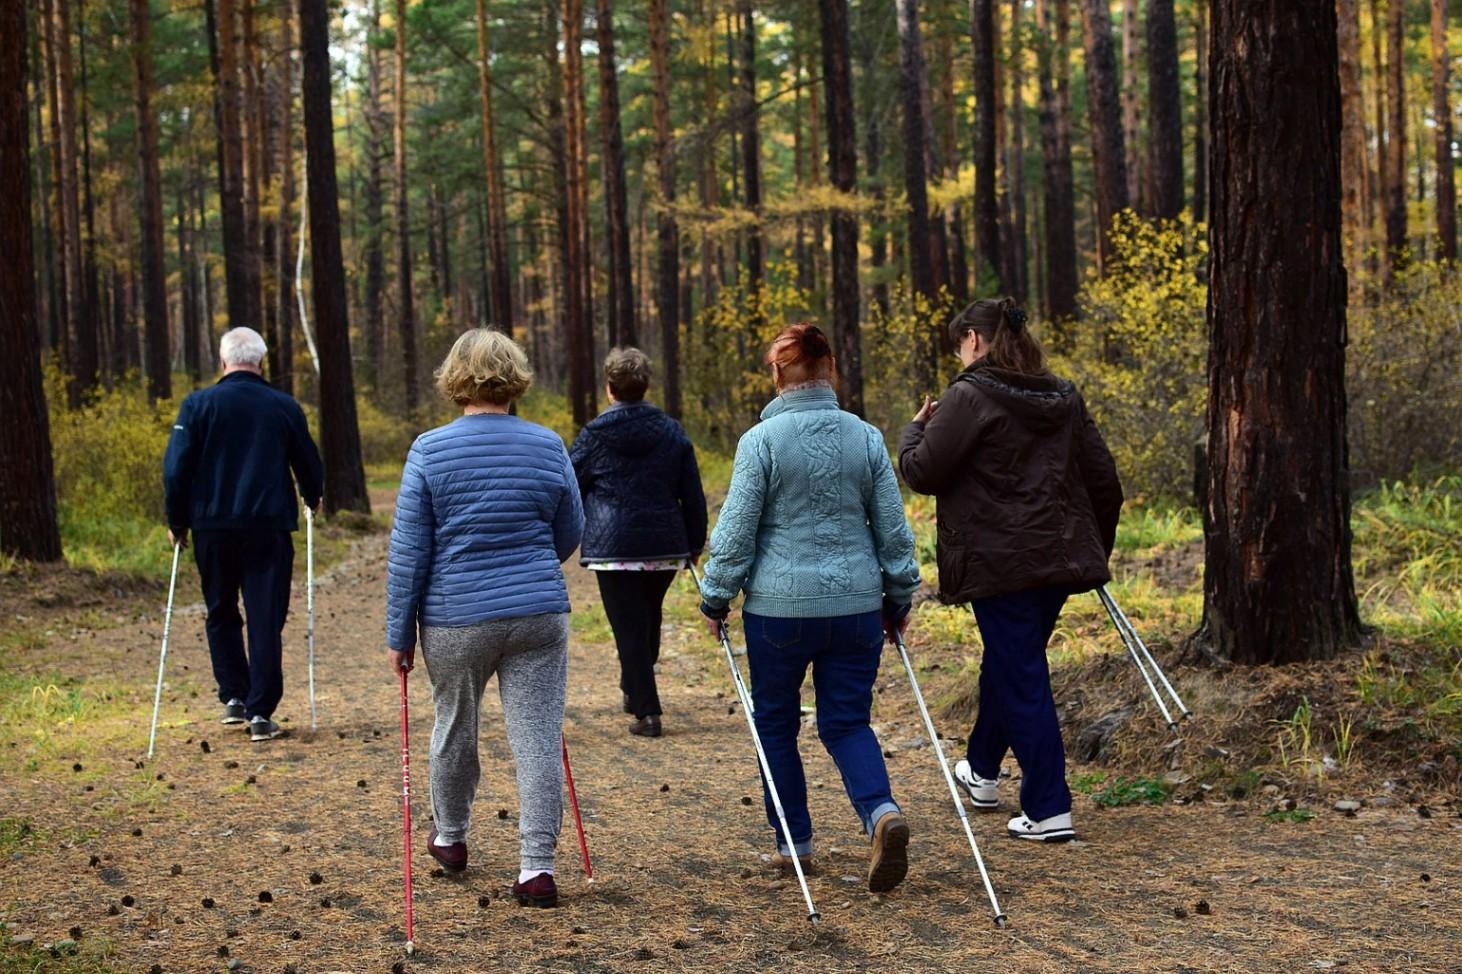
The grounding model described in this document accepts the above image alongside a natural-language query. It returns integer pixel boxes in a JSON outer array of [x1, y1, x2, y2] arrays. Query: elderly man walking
[[163, 327, 324, 742]]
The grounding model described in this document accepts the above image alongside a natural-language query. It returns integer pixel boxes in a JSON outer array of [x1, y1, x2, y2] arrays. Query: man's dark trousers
[[194, 529, 294, 721]]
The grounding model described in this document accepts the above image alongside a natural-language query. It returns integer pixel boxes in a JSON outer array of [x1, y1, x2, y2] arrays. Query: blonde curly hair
[[434, 328, 534, 406]]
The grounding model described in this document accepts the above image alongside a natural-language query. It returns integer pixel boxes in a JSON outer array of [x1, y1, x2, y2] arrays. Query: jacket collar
[[956, 359, 1074, 400], [218, 370, 267, 386], [760, 382, 839, 421]]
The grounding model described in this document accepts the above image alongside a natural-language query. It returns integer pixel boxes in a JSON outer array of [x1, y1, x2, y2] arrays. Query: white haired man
[[163, 328, 323, 741]]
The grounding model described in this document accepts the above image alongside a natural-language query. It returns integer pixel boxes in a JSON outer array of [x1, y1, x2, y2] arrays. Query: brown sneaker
[[427, 828, 467, 873], [772, 851, 816, 877], [628, 715, 662, 738], [511, 872, 558, 908], [867, 812, 910, 893]]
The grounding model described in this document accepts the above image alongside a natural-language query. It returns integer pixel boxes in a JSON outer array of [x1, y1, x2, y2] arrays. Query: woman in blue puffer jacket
[[386, 328, 583, 909], [569, 347, 707, 738]]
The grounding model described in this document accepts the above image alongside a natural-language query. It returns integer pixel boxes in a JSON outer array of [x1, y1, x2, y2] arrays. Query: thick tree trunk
[[1202, 0, 1361, 664], [300, 0, 369, 515], [738, 0, 764, 297], [1385, 0, 1407, 267], [1432, 0, 1457, 262], [364, 0, 385, 386], [971, 0, 1002, 289], [1008, 0, 1029, 302], [595, 0, 636, 347], [1, 0, 63, 561], [818, 0, 863, 415], [649, 0, 680, 417], [1337, 0, 1370, 279], [394, 0, 419, 415], [1121, 0, 1143, 211], [209, 0, 255, 336], [1037, 0, 1079, 323], [1193, 0, 1207, 224], [130, 0, 171, 402], [1145, 0, 1183, 219], [1081, 0, 1130, 269]]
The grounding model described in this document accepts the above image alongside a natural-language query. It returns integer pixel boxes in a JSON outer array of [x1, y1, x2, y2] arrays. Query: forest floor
[[1, 494, 1459, 974]]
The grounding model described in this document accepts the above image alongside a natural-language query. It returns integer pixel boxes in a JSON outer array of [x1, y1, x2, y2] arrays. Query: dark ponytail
[[946, 296, 1046, 375]]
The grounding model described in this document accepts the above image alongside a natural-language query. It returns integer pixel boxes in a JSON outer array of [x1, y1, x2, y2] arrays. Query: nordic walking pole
[[1100, 586, 1192, 720], [688, 565, 820, 925], [146, 542, 183, 761], [561, 737, 594, 882], [890, 628, 1007, 927], [398, 666, 416, 956], [306, 505, 317, 732], [1095, 587, 1178, 734]]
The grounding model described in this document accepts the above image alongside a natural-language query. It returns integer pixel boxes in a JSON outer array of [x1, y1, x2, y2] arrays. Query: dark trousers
[[966, 585, 1072, 822], [744, 610, 899, 855], [595, 570, 677, 718], [194, 529, 294, 720]]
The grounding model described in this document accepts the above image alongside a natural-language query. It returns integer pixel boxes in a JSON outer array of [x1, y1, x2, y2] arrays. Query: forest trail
[[1, 508, 1458, 974]]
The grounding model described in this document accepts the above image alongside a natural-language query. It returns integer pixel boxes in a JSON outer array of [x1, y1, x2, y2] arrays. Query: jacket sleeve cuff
[[699, 600, 729, 620]]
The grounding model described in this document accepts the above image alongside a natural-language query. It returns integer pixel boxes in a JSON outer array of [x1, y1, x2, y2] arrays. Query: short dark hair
[[604, 347, 651, 402]]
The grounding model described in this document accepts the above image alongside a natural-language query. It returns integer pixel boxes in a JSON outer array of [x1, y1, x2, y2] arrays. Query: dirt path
[[2, 520, 1459, 973]]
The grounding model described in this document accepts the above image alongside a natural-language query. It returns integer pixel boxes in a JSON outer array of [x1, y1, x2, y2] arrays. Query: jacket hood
[[584, 401, 673, 458], [954, 361, 1077, 431]]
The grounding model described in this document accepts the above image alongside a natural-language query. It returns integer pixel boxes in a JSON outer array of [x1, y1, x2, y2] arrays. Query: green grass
[[1114, 506, 1202, 552], [0, 668, 154, 779], [1263, 808, 1317, 824], [1089, 776, 1171, 807], [0, 938, 118, 974]]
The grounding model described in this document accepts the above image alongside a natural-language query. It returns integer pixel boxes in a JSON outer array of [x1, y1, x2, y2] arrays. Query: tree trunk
[[1008, 0, 1029, 302], [243, 0, 271, 383], [39, 0, 71, 376], [129, 0, 171, 402], [1432, 0, 1456, 262], [178, 186, 201, 387], [209, 0, 255, 336], [1037, 0, 1079, 323], [394, 0, 419, 415], [275, 0, 296, 396], [595, 0, 635, 347], [1081, 0, 1130, 270], [1337, 0, 1370, 278], [938, 31, 970, 308], [474, 0, 512, 332], [300, 0, 369, 515], [738, 0, 764, 297], [52, 0, 92, 402], [649, 0, 680, 417], [896, 0, 938, 338], [818, 0, 863, 415], [1385, 0, 1406, 267], [1370, 0, 1387, 270], [1193, 0, 1208, 224], [1121, 0, 1143, 211], [364, 0, 384, 386], [76, 3, 102, 386], [1, 0, 63, 561], [971, 0, 1002, 289], [1202, 0, 1361, 664], [563, 0, 594, 427], [1145, 0, 1183, 219]]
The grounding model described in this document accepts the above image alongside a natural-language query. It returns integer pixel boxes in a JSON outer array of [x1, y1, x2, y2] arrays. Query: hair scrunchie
[[1004, 307, 1030, 334]]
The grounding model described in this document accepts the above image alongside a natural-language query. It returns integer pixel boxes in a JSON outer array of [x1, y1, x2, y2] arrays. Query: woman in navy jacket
[[569, 348, 707, 737]]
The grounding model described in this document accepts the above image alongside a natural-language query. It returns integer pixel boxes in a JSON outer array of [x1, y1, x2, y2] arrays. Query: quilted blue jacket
[[385, 413, 584, 651], [699, 384, 922, 618]]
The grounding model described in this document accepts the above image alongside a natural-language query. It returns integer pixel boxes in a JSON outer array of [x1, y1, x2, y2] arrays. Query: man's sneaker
[[220, 699, 247, 725], [867, 812, 910, 893], [628, 715, 662, 738], [249, 717, 284, 742], [772, 850, 816, 877], [427, 828, 467, 873], [954, 760, 1001, 810], [511, 872, 558, 908], [1006, 811, 1076, 842]]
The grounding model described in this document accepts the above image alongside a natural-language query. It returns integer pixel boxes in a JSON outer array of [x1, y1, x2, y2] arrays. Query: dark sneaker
[[1006, 811, 1075, 842], [628, 715, 662, 738], [867, 812, 910, 893], [511, 872, 558, 908], [221, 699, 247, 725], [427, 828, 467, 873], [622, 693, 633, 715], [249, 717, 284, 742]]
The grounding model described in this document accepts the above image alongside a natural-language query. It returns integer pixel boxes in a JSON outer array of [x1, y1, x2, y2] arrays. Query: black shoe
[[628, 715, 662, 738], [249, 717, 284, 742], [622, 693, 633, 715], [221, 699, 246, 725]]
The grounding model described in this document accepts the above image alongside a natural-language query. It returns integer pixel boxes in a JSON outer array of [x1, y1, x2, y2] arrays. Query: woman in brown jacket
[[898, 297, 1123, 842]]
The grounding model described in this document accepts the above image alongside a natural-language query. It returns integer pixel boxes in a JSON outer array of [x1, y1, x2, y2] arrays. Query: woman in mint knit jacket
[[699, 323, 922, 895]]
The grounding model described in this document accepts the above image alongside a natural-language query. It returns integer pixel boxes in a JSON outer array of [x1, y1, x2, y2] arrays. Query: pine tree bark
[[1007, 0, 1029, 302], [1121, 0, 1143, 211], [595, 0, 635, 347], [1081, 0, 1130, 269], [1037, 0, 1078, 323], [738, 0, 764, 297], [474, 0, 513, 332], [209, 0, 255, 335], [275, 0, 296, 396], [649, 0, 681, 416], [1193, 0, 1208, 224], [364, 0, 385, 385], [76, 5, 102, 386], [394, 0, 419, 415], [1432, 0, 1456, 262], [563, 0, 594, 427], [896, 0, 938, 319], [39, 0, 71, 375], [1384, 0, 1407, 267], [300, 0, 369, 515], [1, 0, 63, 561], [243, 0, 270, 381], [130, 0, 171, 402], [971, 0, 1002, 289], [938, 31, 970, 308], [818, 0, 863, 415], [1202, 0, 1361, 664], [1145, 0, 1183, 219], [178, 186, 201, 387], [52, 0, 93, 401], [1370, 0, 1387, 264], [1337, 0, 1370, 278]]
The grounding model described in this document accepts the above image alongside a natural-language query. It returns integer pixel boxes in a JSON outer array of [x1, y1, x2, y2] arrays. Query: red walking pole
[[399, 667, 416, 954], [561, 737, 593, 882]]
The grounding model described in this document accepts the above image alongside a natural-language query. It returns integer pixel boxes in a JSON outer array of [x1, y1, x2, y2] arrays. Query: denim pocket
[[756, 615, 803, 650]]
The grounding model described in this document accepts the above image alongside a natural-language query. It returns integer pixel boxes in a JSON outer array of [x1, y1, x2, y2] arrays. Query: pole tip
[[585, 877, 595, 885], [404, 941, 415, 956], [1167, 723, 1181, 736], [995, 914, 1008, 929], [1182, 711, 1195, 721], [808, 913, 821, 925]]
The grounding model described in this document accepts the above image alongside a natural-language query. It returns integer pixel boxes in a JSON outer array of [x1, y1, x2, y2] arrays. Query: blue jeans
[[743, 610, 899, 856], [966, 585, 1072, 822]]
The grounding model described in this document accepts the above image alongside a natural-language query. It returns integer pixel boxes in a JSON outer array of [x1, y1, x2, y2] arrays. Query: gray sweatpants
[[419, 613, 568, 872]]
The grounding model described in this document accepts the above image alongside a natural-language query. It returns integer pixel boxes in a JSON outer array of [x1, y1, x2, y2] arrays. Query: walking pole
[[561, 737, 594, 882], [1095, 587, 1179, 735], [306, 505, 317, 732], [398, 667, 416, 956], [1100, 586, 1192, 721], [688, 565, 820, 925], [146, 543, 183, 761]]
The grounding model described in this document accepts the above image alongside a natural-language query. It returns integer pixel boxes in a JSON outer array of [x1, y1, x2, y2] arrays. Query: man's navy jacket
[[163, 371, 325, 534]]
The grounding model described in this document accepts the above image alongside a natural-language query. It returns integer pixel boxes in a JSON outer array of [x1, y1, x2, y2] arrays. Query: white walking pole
[[1095, 587, 1179, 734], [306, 505, 317, 732], [688, 565, 820, 925], [1100, 586, 1192, 721], [147, 543, 183, 760], [890, 629, 1008, 927]]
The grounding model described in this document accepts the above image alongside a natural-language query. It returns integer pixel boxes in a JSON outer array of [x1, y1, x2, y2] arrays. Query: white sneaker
[[1006, 811, 1075, 842], [953, 760, 1001, 810]]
